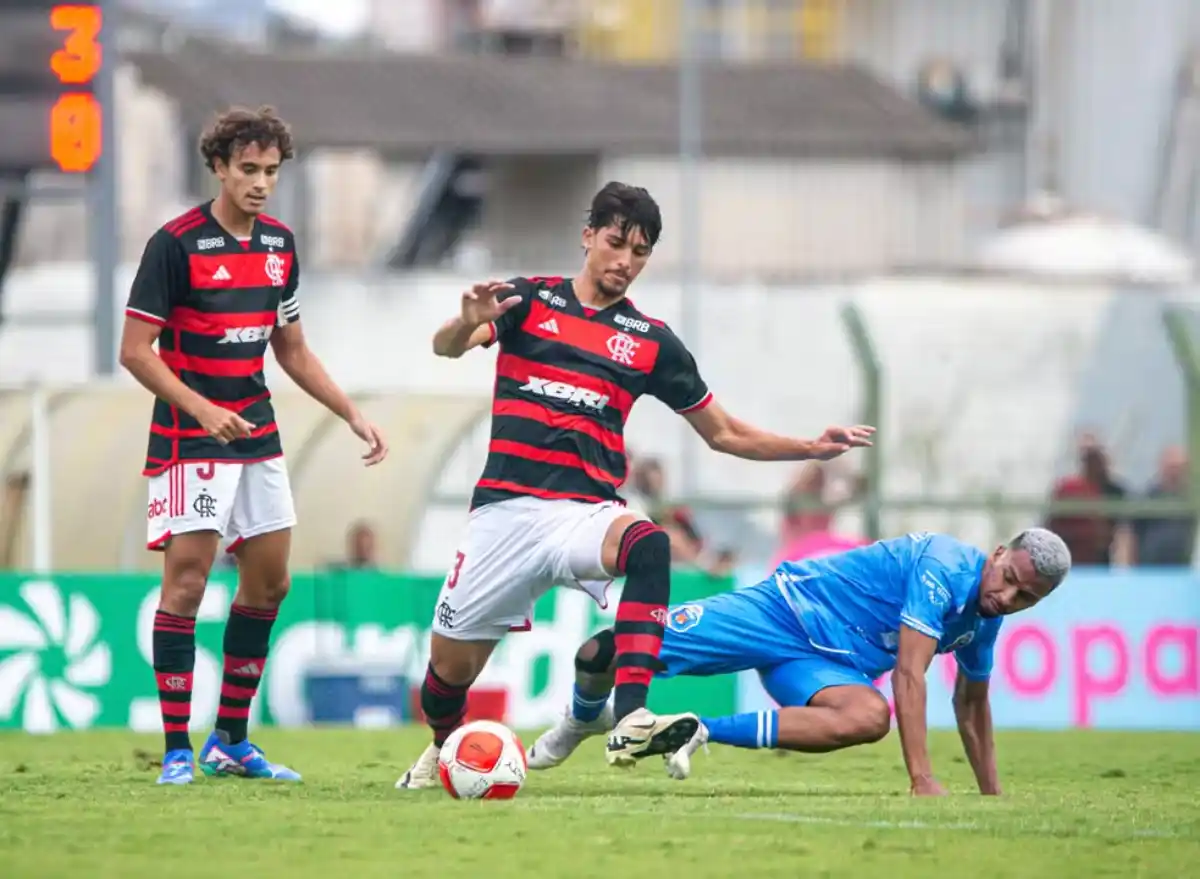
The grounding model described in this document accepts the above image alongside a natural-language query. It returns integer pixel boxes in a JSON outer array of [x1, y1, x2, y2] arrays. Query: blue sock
[[701, 711, 779, 749], [571, 684, 609, 723]]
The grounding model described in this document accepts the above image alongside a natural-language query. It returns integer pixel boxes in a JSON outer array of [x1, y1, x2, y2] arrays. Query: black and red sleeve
[[276, 251, 301, 327], [481, 277, 533, 348], [646, 328, 713, 415], [125, 229, 188, 327]]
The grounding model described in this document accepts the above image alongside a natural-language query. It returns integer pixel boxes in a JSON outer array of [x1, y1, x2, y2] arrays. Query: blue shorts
[[656, 580, 874, 707]]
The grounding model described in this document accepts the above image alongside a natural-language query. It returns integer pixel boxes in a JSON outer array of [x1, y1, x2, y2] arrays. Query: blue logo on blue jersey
[[667, 604, 704, 632], [944, 631, 975, 652]]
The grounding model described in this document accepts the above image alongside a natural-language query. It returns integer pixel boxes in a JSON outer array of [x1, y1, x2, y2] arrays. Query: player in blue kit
[[527, 528, 1071, 796]]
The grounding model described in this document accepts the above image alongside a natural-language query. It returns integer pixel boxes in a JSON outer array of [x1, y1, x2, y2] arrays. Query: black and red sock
[[153, 609, 196, 753], [612, 521, 671, 723], [421, 664, 469, 747], [215, 604, 277, 744]]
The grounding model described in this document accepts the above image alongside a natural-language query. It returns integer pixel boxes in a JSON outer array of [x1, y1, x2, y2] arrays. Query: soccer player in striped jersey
[[120, 106, 388, 785], [396, 181, 874, 789]]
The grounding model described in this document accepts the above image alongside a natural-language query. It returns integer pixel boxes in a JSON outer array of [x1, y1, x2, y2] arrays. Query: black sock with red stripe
[[421, 664, 469, 747], [153, 609, 196, 753], [215, 604, 278, 744], [612, 522, 671, 723]]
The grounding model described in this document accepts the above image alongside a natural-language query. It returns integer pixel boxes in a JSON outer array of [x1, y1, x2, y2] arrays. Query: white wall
[[6, 266, 1188, 572], [598, 156, 967, 280]]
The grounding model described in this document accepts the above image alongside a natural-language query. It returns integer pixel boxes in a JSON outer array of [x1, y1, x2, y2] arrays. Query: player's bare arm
[[893, 625, 946, 796], [432, 280, 521, 358], [270, 320, 388, 465], [683, 399, 875, 461], [953, 671, 1001, 794], [119, 315, 254, 445]]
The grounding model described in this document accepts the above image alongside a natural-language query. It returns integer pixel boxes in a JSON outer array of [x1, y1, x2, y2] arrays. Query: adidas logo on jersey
[[211, 265, 232, 281], [538, 318, 559, 334]]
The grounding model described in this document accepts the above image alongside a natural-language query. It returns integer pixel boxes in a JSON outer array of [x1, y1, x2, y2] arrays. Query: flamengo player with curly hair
[[120, 106, 389, 785]]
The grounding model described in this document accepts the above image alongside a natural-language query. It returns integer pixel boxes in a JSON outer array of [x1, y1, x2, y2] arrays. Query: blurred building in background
[[4, 0, 1200, 579]]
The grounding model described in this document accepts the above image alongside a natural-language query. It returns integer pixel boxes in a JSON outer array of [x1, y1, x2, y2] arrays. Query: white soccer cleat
[[664, 720, 709, 780], [394, 743, 440, 790], [605, 707, 701, 768], [528, 703, 615, 771]]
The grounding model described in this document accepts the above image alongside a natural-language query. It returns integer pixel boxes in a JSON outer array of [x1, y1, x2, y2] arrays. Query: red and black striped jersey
[[471, 276, 712, 509], [124, 200, 300, 476]]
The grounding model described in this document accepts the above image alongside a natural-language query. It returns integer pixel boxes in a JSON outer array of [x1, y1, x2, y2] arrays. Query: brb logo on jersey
[[520, 376, 609, 410], [606, 332, 640, 366], [537, 288, 568, 308], [613, 314, 651, 333], [264, 253, 287, 287]]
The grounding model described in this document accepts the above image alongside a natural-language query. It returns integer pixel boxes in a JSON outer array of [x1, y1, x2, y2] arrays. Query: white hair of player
[[1007, 527, 1072, 588]]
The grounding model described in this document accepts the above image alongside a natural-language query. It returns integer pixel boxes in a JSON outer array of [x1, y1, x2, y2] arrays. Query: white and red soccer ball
[[437, 720, 527, 800]]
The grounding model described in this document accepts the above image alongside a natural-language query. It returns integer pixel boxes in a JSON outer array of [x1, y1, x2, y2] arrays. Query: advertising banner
[[0, 570, 736, 733], [740, 568, 1200, 730]]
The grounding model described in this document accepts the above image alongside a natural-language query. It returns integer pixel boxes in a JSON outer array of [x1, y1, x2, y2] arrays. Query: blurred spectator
[[1133, 445, 1196, 566], [773, 462, 867, 568], [325, 520, 380, 571], [0, 473, 29, 569], [1045, 432, 1132, 566], [780, 463, 834, 546], [625, 456, 703, 565], [915, 57, 980, 125], [623, 454, 738, 574]]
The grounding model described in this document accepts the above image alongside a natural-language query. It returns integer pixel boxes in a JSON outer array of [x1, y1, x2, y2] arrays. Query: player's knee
[[161, 556, 209, 616], [846, 697, 891, 744], [428, 635, 487, 688], [619, 523, 670, 576], [254, 572, 290, 607], [575, 629, 616, 674]]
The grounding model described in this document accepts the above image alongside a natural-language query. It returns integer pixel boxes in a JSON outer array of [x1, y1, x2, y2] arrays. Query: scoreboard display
[[0, 0, 104, 174]]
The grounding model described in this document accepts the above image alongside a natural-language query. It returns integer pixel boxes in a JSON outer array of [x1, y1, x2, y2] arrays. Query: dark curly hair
[[198, 105, 295, 172], [588, 182, 662, 247]]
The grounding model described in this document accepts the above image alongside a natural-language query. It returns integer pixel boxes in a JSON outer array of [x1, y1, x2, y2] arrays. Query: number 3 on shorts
[[445, 551, 466, 590]]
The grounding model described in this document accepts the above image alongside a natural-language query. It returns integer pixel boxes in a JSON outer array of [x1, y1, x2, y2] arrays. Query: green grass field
[[0, 727, 1197, 878]]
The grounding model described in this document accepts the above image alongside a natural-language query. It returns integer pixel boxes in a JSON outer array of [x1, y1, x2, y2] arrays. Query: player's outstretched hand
[[806, 424, 876, 460], [198, 404, 255, 445], [910, 776, 948, 797], [349, 414, 388, 466], [461, 280, 519, 328]]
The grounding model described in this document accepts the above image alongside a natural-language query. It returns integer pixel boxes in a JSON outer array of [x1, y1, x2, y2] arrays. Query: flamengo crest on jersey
[[124, 201, 301, 475], [471, 276, 713, 510]]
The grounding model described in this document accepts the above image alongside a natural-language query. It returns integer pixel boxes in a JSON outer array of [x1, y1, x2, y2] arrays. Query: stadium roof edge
[[125, 49, 979, 160]]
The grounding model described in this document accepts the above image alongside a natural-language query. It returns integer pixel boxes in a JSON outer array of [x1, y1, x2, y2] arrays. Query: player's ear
[[581, 225, 594, 252]]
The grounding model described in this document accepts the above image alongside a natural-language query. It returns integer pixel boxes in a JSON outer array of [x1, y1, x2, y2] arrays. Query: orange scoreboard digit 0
[[49, 3, 103, 173], [0, 1, 105, 174]]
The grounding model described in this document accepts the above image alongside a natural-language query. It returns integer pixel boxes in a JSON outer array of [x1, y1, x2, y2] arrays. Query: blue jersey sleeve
[[954, 617, 1002, 681], [899, 555, 956, 641]]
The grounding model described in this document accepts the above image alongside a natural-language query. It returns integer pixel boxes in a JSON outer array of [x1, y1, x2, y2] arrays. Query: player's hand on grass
[[461, 281, 518, 327], [348, 413, 388, 466], [806, 424, 876, 460], [910, 775, 948, 797], [199, 404, 255, 445]]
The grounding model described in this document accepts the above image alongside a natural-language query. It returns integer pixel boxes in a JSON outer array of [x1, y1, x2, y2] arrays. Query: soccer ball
[[437, 720, 527, 800]]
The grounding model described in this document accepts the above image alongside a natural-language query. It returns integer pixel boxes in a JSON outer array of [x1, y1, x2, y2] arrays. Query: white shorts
[[432, 496, 636, 641], [146, 456, 297, 551]]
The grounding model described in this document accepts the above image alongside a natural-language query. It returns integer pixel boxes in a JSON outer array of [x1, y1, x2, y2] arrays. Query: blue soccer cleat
[[157, 749, 195, 785], [198, 731, 302, 781]]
